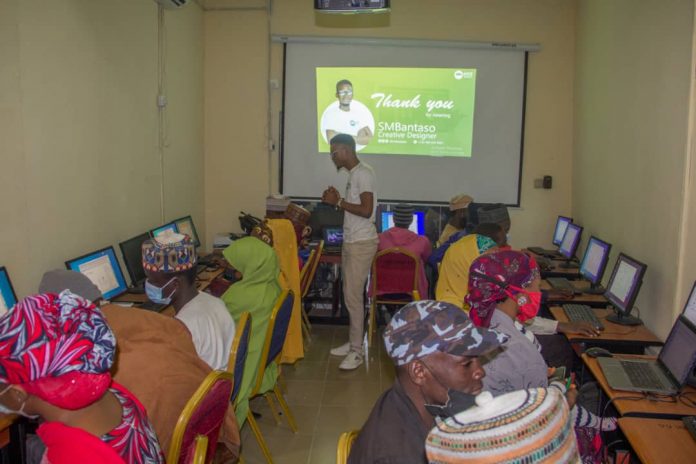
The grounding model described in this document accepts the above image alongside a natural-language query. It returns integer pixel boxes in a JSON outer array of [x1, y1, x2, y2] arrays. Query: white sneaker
[[339, 351, 364, 370], [330, 342, 351, 357]]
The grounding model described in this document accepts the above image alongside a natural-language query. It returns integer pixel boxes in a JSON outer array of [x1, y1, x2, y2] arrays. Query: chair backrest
[[226, 311, 251, 405], [252, 289, 294, 395], [300, 240, 324, 298], [336, 430, 359, 464], [168, 370, 234, 464], [371, 247, 420, 297]]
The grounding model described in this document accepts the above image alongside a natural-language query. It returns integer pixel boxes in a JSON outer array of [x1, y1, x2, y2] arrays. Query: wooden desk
[[618, 418, 696, 463], [582, 353, 696, 418], [541, 280, 608, 307], [0, 414, 16, 448], [550, 307, 662, 350]]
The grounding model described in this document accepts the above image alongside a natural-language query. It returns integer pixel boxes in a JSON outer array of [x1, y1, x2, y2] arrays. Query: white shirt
[[320, 100, 375, 151], [343, 162, 378, 244], [176, 292, 236, 371]]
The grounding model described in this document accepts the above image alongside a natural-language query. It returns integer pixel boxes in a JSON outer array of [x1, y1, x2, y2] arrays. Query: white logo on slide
[[454, 70, 464, 80]]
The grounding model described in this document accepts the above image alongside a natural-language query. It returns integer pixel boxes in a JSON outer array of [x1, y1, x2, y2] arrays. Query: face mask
[[145, 277, 177, 305], [0, 385, 39, 419], [506, 286, 542, 322], [421, 361, 478, 418]]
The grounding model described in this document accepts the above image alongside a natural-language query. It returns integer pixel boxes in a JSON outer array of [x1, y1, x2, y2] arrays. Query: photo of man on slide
[[320, 80, 375, 151]]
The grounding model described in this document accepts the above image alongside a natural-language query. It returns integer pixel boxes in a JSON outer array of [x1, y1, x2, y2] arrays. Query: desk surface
[[618, 418, 696, 463], [582, 353, 696, 418], [541, 280, 608, 307], [550, 307, 663, 347]]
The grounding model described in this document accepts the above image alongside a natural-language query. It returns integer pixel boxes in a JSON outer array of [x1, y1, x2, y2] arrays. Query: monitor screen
[[658, 317, 696, 386], [65, 247, 128, 301], [604, 253, 647, 315], [552, 216, 572, 246], [681, 281, 696, 327], [380, 211, 426, 235], [0, 267, 18, 316], [323, 227, 344, 246], [118, 232, 151, 286], [173, 216, 200, 248], [579, 237, 612, 285], [558, 223, 583, 259], [150, 222, 178, 238]]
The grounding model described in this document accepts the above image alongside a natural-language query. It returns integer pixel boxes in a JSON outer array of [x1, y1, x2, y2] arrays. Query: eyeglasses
[[337, 90, 353, 96]]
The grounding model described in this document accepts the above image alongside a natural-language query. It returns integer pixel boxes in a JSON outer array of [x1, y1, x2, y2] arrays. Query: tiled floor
[[238, 324, 394, 464]]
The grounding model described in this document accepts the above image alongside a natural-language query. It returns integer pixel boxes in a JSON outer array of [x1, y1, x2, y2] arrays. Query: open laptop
[[323, 226, 344, 254], [598, 312, 696, 395]]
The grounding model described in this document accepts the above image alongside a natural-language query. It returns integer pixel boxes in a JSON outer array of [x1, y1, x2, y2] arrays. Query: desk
[[541, 280, 608, 308], [618, 418, 696, 463], [304, 252, 347, 324], [0, 414, 15, 448], [582, 353, 696, 418], [550, 307, 662, 352]]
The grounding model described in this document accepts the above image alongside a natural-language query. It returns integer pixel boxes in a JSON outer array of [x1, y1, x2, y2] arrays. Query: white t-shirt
[[320, 100, 375, 151], [343, 162, 378, 244], [176, 292, 236, 371]]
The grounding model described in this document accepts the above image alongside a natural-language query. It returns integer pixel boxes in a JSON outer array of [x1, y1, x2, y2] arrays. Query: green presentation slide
[[316, 67, 477, 157]]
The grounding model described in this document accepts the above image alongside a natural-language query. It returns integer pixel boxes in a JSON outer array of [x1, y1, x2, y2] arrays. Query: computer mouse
[[585, 347, 613, 358]]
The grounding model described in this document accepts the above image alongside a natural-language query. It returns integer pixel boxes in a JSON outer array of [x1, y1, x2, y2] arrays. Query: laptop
[[598, 315, 696, 394], [323, 226, 344, 253]]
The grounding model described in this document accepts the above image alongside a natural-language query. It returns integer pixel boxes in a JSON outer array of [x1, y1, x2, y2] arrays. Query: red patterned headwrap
[[0, 291, 115, 409], [465, 250, 540, 328]]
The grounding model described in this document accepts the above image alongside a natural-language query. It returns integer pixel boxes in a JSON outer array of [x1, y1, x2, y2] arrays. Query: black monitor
[[0, 266, 18, 314], [65, 246, 128, 301], [552, 216, 573, 246], [308, 204, 344, 241], [558, 223, 583, 262], [579, 236, 612, 289], [604, 253, 647, 326], [173, 215, 200, 248], [150, 222, 178, 238], [119, 232, 151, 287]]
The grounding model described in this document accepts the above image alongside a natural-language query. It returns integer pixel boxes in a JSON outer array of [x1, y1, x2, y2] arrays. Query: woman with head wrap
[[222, 236, 281, 426], [435, 234, 497, 310], [465, 250, 616, 440], [0, 291, 163, 464]]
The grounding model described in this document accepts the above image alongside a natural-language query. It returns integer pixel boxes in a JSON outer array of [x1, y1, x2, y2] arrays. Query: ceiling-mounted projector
[[154, 0, 190, 9], [315, 0, 390, 14]]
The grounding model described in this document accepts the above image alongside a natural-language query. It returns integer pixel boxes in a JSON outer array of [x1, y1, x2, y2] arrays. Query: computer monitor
[[65, 247, 128, 301], [323, 227, 344, 247], [558, 223, 583, 260], [309, 204, 344, 241], [604, 253, 647, 326], [552, 216, 573, 246], [118, 232, 151, 287], [173, 215, 200, 248], [579, 236, 612, 288], [0, 266, 18, 315], [658, 316, 696, 388], [150, 222, 178, 238], [379, 211, 426, 235], [680, 280, 696, 327]]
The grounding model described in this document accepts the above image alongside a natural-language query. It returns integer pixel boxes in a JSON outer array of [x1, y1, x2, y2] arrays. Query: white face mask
[[0, 385, 39, 419]]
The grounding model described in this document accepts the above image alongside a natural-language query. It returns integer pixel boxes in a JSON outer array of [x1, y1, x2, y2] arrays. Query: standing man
[[142, 233, 236, 371], [322, 134, 378, 370], [320, 79, 375, 151]]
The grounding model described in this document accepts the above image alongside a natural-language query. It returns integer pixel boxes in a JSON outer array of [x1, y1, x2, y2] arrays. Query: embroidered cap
[[142, 232, 197, 273]]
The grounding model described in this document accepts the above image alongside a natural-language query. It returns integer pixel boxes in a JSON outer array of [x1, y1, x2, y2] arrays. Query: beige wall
[[0, 1, 204, 299], [204, 0, 577, 249], [574, 0, 694, 339]]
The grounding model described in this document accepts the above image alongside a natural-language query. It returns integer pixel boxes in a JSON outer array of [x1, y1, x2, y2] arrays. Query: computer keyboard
[[535, 256, 552, 271], [621, 361, 664, 391], [528, 246, 559, 257], [548, 277, 576, 292], [563, 304, 604, 330], [682, 416, 696, 441]]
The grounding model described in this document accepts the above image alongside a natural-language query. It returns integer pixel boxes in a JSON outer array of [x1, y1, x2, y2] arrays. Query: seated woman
[[465, 250, 616, 433], [221, 236, 281, 426], [0, 291, 164, 464]]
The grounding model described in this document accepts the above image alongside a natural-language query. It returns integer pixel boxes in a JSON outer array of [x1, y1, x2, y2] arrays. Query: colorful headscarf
[[0, 291, 116, 409], [465, 250, 540, 327], [142, 233, 197, 273]]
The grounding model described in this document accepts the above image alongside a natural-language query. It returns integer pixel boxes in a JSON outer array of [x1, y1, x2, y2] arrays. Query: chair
[[299, 240, 324, 342], [336, 430, 359, 464], [246, 289, 298, 464], [192, 435, 208, 464], [368, 247, 422, 347], [227, 311, 252, 406], [168, 370, 234, 464]]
